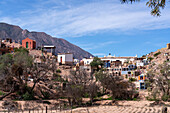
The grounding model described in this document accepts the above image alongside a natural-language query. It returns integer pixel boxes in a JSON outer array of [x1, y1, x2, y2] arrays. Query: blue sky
[[0, 0, 170, 57]]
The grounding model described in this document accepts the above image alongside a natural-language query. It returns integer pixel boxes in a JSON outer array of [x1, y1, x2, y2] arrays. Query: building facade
[[58, 53, 73, 65], [22, 38, 36, 49]]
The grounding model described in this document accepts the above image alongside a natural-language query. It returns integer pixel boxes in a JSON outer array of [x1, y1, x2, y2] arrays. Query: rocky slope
[[146, 47, 170, 71], [0, 23, 93, 59]]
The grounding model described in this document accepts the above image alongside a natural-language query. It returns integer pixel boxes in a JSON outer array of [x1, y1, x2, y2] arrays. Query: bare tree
[[0, 48, 57, 100], [147, 62, 170, 101], [95, 71, 137, 102], [65, 70, 99, 106]]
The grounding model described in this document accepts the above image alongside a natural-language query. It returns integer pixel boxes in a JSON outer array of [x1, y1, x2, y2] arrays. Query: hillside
[[0, 23, 93, 59], [147, 46, 170, 70]]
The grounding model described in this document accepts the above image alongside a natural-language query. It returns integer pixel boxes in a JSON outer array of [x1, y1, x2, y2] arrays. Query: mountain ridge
[[0, 22, 93, 59]]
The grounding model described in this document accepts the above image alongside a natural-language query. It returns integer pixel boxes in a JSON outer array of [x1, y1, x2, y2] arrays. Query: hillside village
[[0, 37, 169, 112]]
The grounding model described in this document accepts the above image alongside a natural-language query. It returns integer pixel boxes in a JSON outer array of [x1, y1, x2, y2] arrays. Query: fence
[[0, 104, 74, 113]]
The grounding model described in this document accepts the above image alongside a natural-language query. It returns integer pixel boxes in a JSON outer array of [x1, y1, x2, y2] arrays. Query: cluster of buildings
[[79, 53, 148, 89], [0, 37, 74, 65], [0, 37, 169, 90]]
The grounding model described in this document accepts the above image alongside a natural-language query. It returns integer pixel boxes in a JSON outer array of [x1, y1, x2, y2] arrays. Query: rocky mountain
[[0, 23, 93, 59]]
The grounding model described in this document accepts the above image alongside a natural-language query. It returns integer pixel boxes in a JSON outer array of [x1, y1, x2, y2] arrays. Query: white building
[[81, 54, 137, 66], [81, 56, 94, 65], [136, 61, 144, 67], [58, 53, 73, 65], [101, 56, 136, 64]]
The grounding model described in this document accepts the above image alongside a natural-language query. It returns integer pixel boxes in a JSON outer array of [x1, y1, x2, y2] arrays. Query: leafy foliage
[[56, 69, 61, 73], [121, 0, 167, 16], [153, 51, 161, 57], [90, 57, 104, 71], [22, 92, 35, 100], [148, 57, 154, 61], [129, 77, 137, 82]]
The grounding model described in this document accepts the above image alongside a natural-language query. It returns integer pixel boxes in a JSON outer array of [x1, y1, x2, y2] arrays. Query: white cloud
[[1, 0, 170, 37], [93, 53, 106, 56], [78, 41, 120, 51]]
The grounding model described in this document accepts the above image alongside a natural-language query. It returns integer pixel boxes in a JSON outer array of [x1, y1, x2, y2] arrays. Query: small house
[[58, 53, 73, 65], [22, 38, 36, 49]]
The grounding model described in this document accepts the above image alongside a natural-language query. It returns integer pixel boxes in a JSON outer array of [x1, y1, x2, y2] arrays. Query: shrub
[[148, 57, 154, 61], [56, 69, 61, 73], [154, 52, 161, 57], [53, 73, 60, 77], [129, 78, 137, 82], [41, 91, 50, 99], [0, 91, 5, 95], [107, 96, 112, 100], [22, 92, 34, 100], [161, 94, 169, 101], [133, 98, 137, 101], [84, 93, 89, 98]]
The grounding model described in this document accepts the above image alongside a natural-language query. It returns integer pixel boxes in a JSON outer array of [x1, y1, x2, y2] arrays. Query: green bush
[[148, 57, 154, 61], [133, 98, 137, 101], [53, 73, 60, 77], [84, 93, 89, 98], [146, 96, 159, 101], [107, 96, 112, 100], [41, 91, 50, 99], [0, 91, 5, 95], [161, 94, 169, 101], [59, 97, 67, 99], [154, 52, 161, 57], [129, 78, 137, 82], [56, 69, 61, 73], [22, 92, 34, 100]]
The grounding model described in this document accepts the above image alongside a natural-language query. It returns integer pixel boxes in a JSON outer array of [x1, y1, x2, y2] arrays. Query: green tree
[[121, 0, 167, 16], [90, 57, 104, 71]]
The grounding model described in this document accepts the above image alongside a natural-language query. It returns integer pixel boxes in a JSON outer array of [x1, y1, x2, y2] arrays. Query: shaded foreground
[[0, 100, 169, 113]]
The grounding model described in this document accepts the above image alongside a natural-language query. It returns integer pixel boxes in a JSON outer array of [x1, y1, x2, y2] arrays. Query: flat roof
[[43, 45, 56, 48], [100, 57, 136, 59], [58, 53, 73, 55]]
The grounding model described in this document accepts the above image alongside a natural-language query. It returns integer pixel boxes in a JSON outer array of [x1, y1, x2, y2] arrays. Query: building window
[[140, 76, 143, 80]]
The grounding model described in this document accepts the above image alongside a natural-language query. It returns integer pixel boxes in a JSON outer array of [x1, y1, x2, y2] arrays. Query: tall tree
[[90, 57, 104, 71]]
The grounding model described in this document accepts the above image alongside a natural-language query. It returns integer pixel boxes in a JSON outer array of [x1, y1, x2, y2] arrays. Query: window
[[140, 76, 143, 80]]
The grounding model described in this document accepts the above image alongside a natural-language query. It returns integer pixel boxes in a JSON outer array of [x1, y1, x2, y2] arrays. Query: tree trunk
[[0, 83, 15, 100], [31, 81, 37, 92], [0, 91, 13, 100]]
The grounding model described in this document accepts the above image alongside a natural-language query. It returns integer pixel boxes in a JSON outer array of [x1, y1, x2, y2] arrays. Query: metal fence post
[[46, 106, 47, 113]]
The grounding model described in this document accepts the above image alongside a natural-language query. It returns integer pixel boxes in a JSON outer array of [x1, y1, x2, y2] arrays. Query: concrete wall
[[58, 54, 73, 64], [65, 54, 73, 62]]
